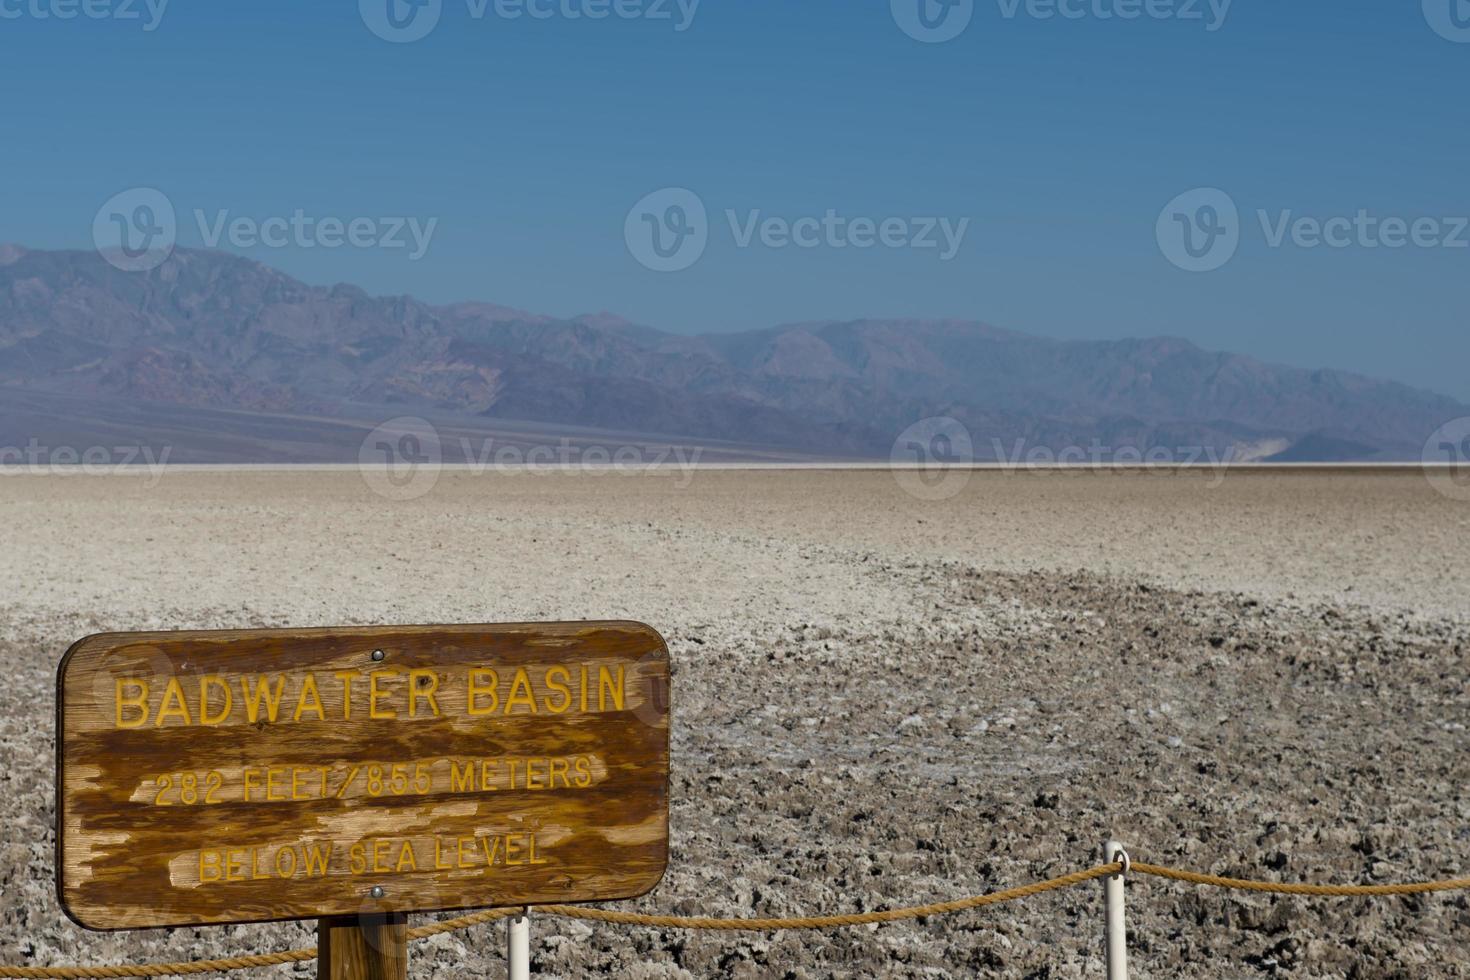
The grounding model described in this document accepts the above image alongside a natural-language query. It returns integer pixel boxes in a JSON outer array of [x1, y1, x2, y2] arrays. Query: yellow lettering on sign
[[407, 669, 440, 718], [348, 842, 366, 875], [395, 840, 417, 872], [292, 674, 326, 722], [456, 836, 477, 869], [186, 836, 556, 888], [467, 669, 499, 716], [198, 675, 232, 726], [505, 668, 538, 714], [304, 843, 332, 876], [543, 666, 572, 713], [598, 665, 625, 711], [240, 675, 287, 724], [198, 848, 222, 882], [225, 848, 247, 882], [334, 671, 361, 720], [115, 678, 150, 729], [368, 670, 399, 720], [103, 659, 642, 731], [372, 839, 393, 873], [154, 677, 192, 727], [434, 838, 451, 870]]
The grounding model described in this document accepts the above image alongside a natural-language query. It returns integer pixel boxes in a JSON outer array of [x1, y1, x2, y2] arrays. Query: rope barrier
[[535, 863, 1120, 930], [5, 857, 1470, 978], [0, 949, 317, 979], [1131, 862, 1470, 897]]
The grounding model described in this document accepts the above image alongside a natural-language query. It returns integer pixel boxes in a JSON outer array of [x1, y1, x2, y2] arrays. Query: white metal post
[[508, 911, 530, 980], [1104, 840, 1129, 980]]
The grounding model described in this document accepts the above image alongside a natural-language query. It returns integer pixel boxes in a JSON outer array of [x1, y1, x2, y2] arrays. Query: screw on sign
[[54, 622, 671, 979]]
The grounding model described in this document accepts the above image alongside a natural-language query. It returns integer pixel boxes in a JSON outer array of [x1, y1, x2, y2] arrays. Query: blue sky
[[3, 0, 1468, 400]]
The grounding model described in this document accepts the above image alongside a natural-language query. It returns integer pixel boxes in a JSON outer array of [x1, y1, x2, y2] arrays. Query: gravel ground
[[1, 468, 1467, 978]]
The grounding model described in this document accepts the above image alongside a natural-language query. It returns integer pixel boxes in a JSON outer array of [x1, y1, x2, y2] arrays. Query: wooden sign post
[[319, 914, 408, 980], [56, 622, 671, 976]]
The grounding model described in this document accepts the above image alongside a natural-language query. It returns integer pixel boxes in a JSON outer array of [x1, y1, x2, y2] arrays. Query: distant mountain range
[[0, 244, 1461, 463]]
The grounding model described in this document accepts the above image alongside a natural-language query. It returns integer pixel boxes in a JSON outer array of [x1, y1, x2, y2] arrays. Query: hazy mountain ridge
[[0, 246, 1461, 461]]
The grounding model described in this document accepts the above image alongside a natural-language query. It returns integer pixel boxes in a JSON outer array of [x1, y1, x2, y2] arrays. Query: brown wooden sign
[[56, 622, 670, 931]]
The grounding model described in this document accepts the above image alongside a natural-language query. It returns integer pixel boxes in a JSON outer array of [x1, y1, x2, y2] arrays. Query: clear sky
[[3, 0, 1468, 400]]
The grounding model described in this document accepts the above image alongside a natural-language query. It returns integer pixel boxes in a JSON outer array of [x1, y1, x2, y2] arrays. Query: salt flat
[[1, 469, 1467, 978]]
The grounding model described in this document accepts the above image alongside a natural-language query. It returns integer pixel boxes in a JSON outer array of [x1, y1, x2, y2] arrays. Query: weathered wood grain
[[56, 622, 670, 930], [318, 915, 407, 980]]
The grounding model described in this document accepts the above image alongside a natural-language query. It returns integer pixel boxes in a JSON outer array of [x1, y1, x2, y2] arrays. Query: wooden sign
[[56, 622, 670, 931]]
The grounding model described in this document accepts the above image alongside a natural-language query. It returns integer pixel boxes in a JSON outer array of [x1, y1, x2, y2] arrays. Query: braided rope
[[0, 865, 1115, 976], [8, 857, 1470, 977], [406, 907, 520, 940], [534, 863, 1120, 930], [0, 949, 315, 978], [1132, 862, 1470, 896]]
